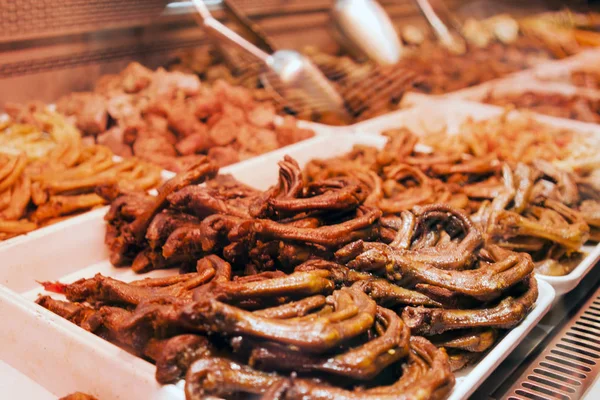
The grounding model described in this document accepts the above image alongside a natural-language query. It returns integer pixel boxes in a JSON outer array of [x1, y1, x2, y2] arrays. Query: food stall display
[[1, 2, 600, 400]]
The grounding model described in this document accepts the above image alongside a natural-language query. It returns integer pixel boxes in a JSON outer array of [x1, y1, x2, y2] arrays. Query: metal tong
[[191, 0, 347, 117], [414, 0, 466, 54]]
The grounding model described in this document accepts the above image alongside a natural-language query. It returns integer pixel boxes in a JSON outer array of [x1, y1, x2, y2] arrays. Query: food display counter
[[0, 1, 599, 400]]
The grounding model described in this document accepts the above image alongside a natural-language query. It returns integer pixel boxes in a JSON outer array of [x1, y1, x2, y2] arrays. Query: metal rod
[[190, 0, 271, 62], [414, 0, 452, 41]]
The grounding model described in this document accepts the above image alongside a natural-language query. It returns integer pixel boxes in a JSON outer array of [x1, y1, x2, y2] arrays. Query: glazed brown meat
[[103, 153, 386, 273], [185, 336, 454, 400], [189, 287, 377, 353], [104, 157, 218, 266], [39, 121, 596, 397], [248, 306, 410, 380], [344, 241, 534, 301], [402, 276, 538, 335], [306, 124, 598, 275]]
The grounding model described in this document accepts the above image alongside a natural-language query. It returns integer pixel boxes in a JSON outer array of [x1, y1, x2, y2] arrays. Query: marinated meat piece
[[146, 335, 215, 384], [208, 117, 238, 146], [132, 128, 177, 160], [402, 276, 538, 335], [237, 125, 279, 155], [173, 129, 209, 157], [145, 114, 170, 135], [212, 79, 254, 110], [96, 127, 132, 158], [207, 146, 239, 167], [167, 185, 252, 219], [146, 210, 200, 249], [56, 92, 108, 136], [146, 68, 201, 99], [104, 157, 218, 265], [192, 91, 222, 120], [167, 101, 206, 138], [247, 102, 276, 128], [221, 103, 246, 125], [117, 62, 152, 93], [248, 306, 409, 380], [345, 240, 533, 301]]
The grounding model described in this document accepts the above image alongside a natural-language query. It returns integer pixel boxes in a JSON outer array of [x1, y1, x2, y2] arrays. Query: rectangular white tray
[[0, 361, 55, 400], [0, 133, 555, 400]]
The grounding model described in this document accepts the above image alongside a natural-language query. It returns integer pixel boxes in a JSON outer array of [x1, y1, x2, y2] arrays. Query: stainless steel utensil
[[414, 0, 467, 54], [331, 0, 403, 65], [221, 0, 275, 53], [191, 0, 347, 117]]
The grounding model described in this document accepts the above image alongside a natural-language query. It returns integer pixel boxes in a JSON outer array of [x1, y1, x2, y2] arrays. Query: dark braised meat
[[103, 154, 382, 273], [305, 123, 598, 276], [39, 118, 599, 397], [104, 157, 218, 266], [185, 336, 454, 400], [39, 257, 456, 398]]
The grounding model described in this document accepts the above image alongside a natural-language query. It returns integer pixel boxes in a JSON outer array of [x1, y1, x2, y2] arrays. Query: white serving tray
[[0, 133, 555, 400], [0, 361, 55, 400]]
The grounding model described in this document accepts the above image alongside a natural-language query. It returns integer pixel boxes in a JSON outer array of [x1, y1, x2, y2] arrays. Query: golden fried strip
[[1, 176, 31, 220], [0, 219, 37, 234], [31, 193, 106, 222], [0, 153, 27, 192]]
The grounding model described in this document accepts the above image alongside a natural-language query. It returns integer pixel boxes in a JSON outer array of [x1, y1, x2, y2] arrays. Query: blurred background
[[1, 0, 599, 105]]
